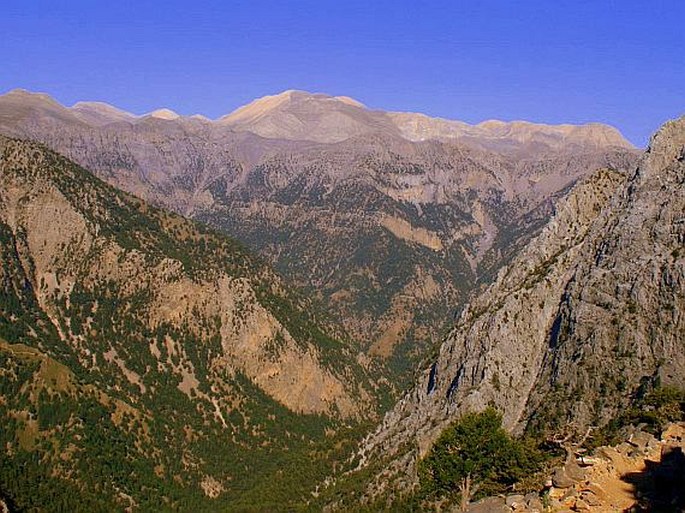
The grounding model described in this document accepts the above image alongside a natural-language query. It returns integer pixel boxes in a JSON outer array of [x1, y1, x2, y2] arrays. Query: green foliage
[[418, 408, 543, 501], [0, 336, 371, 512], [589, 386, 685, 447], [627, 386, 685, 430]]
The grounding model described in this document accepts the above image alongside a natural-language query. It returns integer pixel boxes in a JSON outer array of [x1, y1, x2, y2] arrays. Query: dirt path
[[547, 423, 685, 512]]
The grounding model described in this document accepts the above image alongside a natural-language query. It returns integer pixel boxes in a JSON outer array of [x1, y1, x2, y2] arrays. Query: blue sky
[[2, 1, 683, 146]]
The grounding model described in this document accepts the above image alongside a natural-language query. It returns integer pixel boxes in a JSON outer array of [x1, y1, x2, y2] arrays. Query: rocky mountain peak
[[3, 88, 60, 104], [642, 115, 685, 179], [218, 89, 400, 143], [220, 89, 366, 123], [0, 88, 77, 125], [71, 101, 136, 125], [145, 108, 181, 120], [0, 88, 635, 154]]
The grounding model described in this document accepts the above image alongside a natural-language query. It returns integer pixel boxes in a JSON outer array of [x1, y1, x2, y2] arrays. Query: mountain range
[[2, 88, 633, 151], [0, 88, 639, 388], [1, 88, 682, 512]]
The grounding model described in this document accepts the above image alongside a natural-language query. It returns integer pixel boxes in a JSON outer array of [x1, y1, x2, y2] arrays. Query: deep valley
[[0, 88, 682, 512]]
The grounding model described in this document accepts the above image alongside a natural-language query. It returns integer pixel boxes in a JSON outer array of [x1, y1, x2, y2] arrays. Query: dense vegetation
[[0, 338, 373, 512], [418, 408, 544, 505]]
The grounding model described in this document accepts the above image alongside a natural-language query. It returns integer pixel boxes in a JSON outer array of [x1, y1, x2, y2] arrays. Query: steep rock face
[[0, 89, 639, 388], [523, 116, 685, 430], [356, 116, 684, 499]]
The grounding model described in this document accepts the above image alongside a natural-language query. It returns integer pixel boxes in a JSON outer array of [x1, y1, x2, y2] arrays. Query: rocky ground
[[463, 423, 685, 513]]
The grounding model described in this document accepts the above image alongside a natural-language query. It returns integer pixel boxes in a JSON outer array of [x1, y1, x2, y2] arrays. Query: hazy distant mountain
[[0, 88, 639, 389], [218, 90, 402, 143], [0, 88, 635, 151], [218, 89, 633, 152], [145, 107, 182, 120], [0, 89, 80, 125], [71, 101, 136, 125], [389, 112, 634, 155]]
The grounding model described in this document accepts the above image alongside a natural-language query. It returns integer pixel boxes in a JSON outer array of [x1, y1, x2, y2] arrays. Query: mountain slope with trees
[[347, 116, 685, 507], [0, 136, 379, 511], [0, 89, 639, 389]]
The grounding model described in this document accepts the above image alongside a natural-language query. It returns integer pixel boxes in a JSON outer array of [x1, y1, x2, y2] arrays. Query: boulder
[[628, 431, 658, 451], [505, 494, 526, 508], [552, 468, 576, 488], [526, 496, 545, 513], [565, 459, 586, 482], [552, 460, 586, 489], [465, 496, 509, 513]]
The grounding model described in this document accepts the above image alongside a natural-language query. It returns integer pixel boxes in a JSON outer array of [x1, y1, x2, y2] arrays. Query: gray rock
[[526, 497, 544, 513], [628, 430, 658, 451], [553, 462, 586, 489], [505, 494, 526, 508], [565, 459, 586, 482], [355, 116, 685, 497], [465, 497, 509, 513]]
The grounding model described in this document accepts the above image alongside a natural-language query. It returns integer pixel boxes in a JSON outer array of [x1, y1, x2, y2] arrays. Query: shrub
[[625, 386, 685, 433]]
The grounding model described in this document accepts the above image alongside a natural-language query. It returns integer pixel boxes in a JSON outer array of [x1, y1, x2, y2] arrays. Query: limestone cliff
[[355, 116, 684, 500]]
